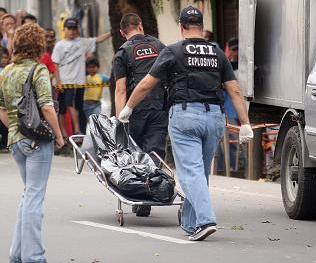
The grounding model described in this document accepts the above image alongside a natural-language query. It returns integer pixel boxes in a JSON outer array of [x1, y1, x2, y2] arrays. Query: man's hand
[[55, 136, 65, 149], [118, 105, 133, 123], [239, 124, 254, 144]]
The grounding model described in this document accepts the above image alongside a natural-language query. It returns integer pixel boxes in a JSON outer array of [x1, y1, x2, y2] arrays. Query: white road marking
[[72, 220, 195, 244]]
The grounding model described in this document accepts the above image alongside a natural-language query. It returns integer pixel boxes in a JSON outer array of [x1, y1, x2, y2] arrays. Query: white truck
[[239, 0, 316, 219]]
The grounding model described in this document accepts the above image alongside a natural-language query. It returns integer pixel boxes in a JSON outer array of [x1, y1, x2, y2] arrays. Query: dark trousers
[[75, 88, 86, 133], [129, 110, 168, 162]]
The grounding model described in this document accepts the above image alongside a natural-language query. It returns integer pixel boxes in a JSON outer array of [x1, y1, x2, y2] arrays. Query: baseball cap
[[179, 6, 203, 25], [64, 17, 79, 28]]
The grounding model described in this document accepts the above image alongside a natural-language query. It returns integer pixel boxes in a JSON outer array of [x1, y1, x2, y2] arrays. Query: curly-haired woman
[[0, 23, 64, 263]]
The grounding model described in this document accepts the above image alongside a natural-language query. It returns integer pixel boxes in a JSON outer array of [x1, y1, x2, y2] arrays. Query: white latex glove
[[239, 124, 254, 144], [118, 105, 133, 123]]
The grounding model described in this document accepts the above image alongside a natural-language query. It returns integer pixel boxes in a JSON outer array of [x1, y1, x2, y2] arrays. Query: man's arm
[[115, 77, 127, 117], [0, 108, 8, 127], [126, 74, 159, 108], [96, 32, 111, 44], [119, 74, 159, 123], [224, 80, 250, 125]]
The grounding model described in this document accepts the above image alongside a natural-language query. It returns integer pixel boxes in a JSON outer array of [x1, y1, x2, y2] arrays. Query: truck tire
[[280, 126, 316, 219]]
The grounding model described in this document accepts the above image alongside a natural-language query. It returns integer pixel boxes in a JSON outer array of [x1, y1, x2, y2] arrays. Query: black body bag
[[17, 64, 55, 141], [89, 114, 175, 203]]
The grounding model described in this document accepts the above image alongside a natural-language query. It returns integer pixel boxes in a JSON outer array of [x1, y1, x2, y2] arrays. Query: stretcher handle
[[69, 135, 86, 174], [149, 151, 174, 178], [85, 151, 108, 187]]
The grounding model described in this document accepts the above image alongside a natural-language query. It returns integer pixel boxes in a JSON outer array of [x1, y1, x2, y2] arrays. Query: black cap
[[64, 17, 79, 28], [179, 6, 203, 25]]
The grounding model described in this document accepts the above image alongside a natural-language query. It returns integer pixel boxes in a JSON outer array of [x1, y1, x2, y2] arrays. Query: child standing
[[52, 17, 111, 134], [83, 57, 109, 118]]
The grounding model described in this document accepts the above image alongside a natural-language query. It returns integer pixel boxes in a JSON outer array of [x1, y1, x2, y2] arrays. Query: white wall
[[0, 0, 27, 13], [26, 0, 39, 17], [96, 0, 113, 76], [154, 0, 213, 45]]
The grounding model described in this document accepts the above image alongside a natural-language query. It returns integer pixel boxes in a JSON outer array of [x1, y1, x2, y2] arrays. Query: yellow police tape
[[56, 83, 108, 92]]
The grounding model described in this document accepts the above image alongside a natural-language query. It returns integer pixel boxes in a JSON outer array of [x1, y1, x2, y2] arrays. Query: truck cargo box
[[239, 0, 316, 110]]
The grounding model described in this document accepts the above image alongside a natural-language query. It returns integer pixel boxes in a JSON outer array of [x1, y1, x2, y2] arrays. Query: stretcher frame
[[69, 134, 184, 226]]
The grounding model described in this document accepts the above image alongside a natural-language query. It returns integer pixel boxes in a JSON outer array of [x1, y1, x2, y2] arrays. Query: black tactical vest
[[168, 39, 224, 105], [119, 35, 165, 111]]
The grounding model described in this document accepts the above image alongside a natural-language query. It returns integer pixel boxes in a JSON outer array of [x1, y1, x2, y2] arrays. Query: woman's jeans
[[168, 103, 225, 234], [9, 139, 54, 263]]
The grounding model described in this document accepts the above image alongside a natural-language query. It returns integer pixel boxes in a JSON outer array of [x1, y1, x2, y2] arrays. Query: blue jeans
[[83, 101, 101, 119], [168, 103, 225, 234], [9, 139, 54, 263]]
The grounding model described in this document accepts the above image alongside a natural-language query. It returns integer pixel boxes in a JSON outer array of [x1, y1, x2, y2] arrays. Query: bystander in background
[[83, 57, 109, 119], [21, 13, 37, 25], [0, 46, 9, 71], [1, 14, 16, 54], [217, 37, 241, 172], [52, 17, 111, 136]]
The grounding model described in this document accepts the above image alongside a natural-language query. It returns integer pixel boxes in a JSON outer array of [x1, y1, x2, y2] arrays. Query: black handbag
[[17, 64, 55, 141]]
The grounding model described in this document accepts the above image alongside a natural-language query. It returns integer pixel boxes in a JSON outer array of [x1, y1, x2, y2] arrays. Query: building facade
[[0, 0, 239, 74]]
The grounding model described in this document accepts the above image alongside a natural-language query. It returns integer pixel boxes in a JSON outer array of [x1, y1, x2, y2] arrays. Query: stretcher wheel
[[116, 210, 124, 226], [118, 214, 124, 226], [136, 205, 151, 217]]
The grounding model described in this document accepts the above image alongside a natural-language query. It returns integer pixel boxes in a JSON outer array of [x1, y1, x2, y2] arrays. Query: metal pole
[[247, 140, 254, 179], [223, 128, 231, 177]]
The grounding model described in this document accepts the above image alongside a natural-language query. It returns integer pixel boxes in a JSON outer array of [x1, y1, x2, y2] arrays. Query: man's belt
[[56, 83, 107, 92]]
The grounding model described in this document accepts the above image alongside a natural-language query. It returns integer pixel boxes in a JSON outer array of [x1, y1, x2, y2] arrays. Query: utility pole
[[38, 0, 53, 28]]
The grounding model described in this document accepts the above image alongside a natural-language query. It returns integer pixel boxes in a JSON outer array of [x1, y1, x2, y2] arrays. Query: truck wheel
[[280, 126, 316, 219]]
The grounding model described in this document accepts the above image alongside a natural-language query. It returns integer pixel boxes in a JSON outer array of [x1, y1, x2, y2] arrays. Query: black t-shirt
[[112, 34, 166, 112], [113, 34, 166, 81], [149, 39, 236, 84]]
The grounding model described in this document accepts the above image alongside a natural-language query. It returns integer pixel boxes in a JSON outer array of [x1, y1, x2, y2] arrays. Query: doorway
[[213, 0, 239, 48]]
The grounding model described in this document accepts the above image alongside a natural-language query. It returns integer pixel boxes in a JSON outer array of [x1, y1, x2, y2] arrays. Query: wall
[[154, 0, 213, 45], [96, 0, 113, 75], [0, 0, 27, 13]]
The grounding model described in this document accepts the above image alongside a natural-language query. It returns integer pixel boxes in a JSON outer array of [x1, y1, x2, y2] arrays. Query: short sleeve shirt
[[112, 34, 166, 81], [0, 59, 53, 146], [52, 37, 96, 84], [149, 39, 236, 83], [84, 73, 109, 101]]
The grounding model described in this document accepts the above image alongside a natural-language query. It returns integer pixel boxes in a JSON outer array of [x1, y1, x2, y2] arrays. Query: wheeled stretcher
[[69, 133, 184, 226]]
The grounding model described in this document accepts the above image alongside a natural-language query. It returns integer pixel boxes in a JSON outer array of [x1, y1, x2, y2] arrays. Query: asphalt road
[[1, 153, 316, 263]]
